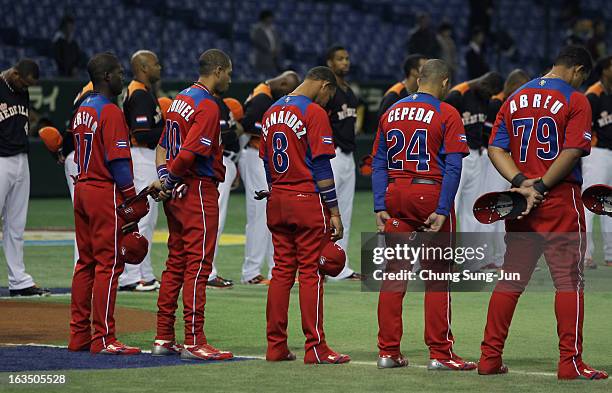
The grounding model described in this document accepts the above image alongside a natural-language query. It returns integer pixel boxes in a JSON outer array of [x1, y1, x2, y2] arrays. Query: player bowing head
[[87, 52, 124, 97], [198, 49, 232, 95], [300, 66, 337, 107], [4, 59, 39, 93], [417, 59, 452, 99], [551, 44, 593, 88]]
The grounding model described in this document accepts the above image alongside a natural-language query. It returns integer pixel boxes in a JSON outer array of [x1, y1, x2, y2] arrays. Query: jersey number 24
[[387, 129, 430, 171]]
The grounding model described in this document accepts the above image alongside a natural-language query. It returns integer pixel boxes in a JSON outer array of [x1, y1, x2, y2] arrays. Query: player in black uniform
[[325, 45, 362, 281], [377, 54, 428, 119], [584, 55, 612, 268], [239, 71, 300, 284], [207, 96, 242, 288], [118, 50, 163, 292], [480, 69, 529, 271], [0, 59, 50, 296], [444, 71, 503, 233]]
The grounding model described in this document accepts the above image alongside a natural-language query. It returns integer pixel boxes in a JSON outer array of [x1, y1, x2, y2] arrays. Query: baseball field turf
[[1, 191, 611, 392]]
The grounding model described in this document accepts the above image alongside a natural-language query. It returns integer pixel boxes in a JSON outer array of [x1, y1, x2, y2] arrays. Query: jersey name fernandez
[[260, 95, 336, 193]]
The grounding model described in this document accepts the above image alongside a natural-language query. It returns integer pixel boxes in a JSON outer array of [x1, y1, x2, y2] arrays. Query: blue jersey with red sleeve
[[160, 83, 225, 182], [71, 93, 132, 183], [372, 92, 468, 212], [259, 95, 336, 193], [489, 77, 592, 184]]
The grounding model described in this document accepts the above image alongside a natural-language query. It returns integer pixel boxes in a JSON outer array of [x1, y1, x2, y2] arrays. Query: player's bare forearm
[[540, 148, 583, 189], [155, 145, 167, 167], [488, 146, 522, 183]]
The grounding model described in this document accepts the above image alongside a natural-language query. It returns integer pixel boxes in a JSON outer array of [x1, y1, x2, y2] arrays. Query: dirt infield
[[0, 300, 156, 344]]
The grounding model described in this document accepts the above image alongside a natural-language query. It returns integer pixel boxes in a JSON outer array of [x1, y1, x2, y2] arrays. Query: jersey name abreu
[[508, 93, 564, 115]]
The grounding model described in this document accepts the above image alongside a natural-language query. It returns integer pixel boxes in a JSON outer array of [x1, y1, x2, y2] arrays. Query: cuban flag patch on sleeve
[[459, 134, 467, 142], [116, 140, 129, 148], [135, 115, 148, 124], [200, 137, 212, 146], [584, 131, 592, 141], [322, 136, 333, 145]]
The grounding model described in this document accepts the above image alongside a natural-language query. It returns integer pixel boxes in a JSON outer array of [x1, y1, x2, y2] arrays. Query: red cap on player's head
[[582, 184, 612, 217], [319, 242, 345, 277], [119, 232, 148, 265]]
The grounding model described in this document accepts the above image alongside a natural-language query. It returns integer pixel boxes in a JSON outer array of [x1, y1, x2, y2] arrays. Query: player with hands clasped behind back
[[259, 66, 350, 364], [480, 45, 608, 380], [372, 59, 475, 370], [149, 49, 233, 361]]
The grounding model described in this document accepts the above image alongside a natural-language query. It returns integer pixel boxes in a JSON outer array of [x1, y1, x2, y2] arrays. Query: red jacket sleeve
[[181, 98, 220, 157], [306, 104, 336, 159], [563, 92, 592, 156], [101, 105, 132, 162]]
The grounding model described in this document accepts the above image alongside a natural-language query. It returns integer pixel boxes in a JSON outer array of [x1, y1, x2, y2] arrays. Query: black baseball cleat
[[344, 272, 364, 281], [207, 276, 234, 289], [9, 285, 51, 297], [118, 283, 138, 292]]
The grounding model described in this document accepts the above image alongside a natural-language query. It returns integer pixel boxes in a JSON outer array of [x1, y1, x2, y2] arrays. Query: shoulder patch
[[251, 83, 273, 99]]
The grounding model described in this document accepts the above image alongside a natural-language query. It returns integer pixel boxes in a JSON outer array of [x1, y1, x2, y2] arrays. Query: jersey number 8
[[387, 128, 430, 171], [272, 132, 289, 173]]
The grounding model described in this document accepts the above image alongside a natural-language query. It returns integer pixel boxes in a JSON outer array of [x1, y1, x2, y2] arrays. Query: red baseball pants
[[479, 182, 587, 378], [156, 177, 219, 346], [265, 188, 334, 362], [377, 179, 458, 360], [69, 181, 126, 352]]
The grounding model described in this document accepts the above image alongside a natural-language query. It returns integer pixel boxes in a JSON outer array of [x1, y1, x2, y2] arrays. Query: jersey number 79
[[511, 117, 559, 162]]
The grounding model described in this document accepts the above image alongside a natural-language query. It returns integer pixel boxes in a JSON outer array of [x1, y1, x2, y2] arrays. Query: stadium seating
[[0, 0, 609, 81]]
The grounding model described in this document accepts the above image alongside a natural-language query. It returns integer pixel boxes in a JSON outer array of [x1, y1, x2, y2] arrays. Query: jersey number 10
[[164, 120, 181, 160]]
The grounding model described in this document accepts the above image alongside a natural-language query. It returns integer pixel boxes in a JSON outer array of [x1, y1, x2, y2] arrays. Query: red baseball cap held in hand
[[116, 190, 150, 223], [319, 242, 346, 277], [582, 184, 612, 216], [119, 232, 148, 265], [473, 191, 528, 224]]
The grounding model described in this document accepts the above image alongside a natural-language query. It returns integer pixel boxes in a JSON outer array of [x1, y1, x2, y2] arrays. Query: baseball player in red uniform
[[481, 45, 608, 379], [69, 53, 141, 354], [260, 66, 350, 364], [372, 59, 475, 370], [151, 49, 233, 361]]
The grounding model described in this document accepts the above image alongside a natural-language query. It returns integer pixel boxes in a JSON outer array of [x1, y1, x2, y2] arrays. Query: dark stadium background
[[1, 0, 610, 196]]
